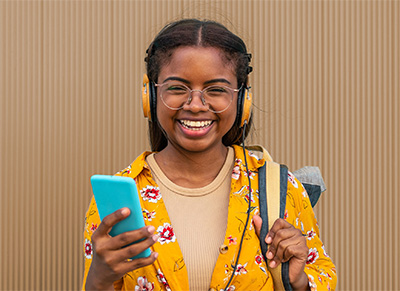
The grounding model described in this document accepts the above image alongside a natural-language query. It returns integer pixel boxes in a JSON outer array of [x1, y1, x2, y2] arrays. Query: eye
[[206, 86, 228, 96], [165, 84, 188, 95]]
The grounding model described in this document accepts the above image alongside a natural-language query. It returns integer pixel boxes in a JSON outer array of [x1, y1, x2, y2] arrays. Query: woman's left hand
[[253, 215, 310, 291]]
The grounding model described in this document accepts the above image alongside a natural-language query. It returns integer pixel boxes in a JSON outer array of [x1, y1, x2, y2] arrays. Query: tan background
[[1, 0, 399, 290]]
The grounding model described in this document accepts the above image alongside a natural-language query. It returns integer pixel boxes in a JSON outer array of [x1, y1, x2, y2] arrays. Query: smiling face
[[156, 46, 239, 154]]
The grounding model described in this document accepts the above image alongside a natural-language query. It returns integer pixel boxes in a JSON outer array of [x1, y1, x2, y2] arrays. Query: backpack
[[247, 146, 326, 290]]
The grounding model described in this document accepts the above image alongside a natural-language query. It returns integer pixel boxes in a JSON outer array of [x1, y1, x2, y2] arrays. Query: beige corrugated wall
[[0, 0, 399, 290]]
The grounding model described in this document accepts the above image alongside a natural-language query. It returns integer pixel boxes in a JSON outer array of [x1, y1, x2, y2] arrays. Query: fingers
[[87, 208, 159, 288], [100, 234, 159, 270], [93, 208, 131, 239], [87, 240, 158, 288], [111, 251, 158, 276], [266, 218, 292, 243], [265, 218, 307, 268], [111, 231, 159, 261], [107, 225, 156, 250], [252, 215, 263, 237], [123, 249, 159, 272], [92, 207, 159, 263]]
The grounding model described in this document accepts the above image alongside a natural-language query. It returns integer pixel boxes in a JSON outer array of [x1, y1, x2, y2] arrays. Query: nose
[[183, 90, 209, 112]]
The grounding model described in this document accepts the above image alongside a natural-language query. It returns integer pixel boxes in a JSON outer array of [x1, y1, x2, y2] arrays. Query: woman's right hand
[[85, 207, 159, 291]]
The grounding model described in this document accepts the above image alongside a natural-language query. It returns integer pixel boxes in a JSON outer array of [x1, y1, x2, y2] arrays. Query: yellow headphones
[[142, 74, 153, 121], [237, 84, 253, 127], [142, 74, 252, 127]]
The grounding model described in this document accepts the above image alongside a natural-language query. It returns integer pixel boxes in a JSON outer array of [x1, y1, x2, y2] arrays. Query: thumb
[[253, 215, 263, 238]]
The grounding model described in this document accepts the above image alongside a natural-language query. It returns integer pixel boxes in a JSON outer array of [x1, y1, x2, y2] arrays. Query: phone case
[[90, 175, 151, 259]]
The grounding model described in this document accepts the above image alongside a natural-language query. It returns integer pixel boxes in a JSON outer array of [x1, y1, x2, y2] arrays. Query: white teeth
[[180, 120, 212, 130]]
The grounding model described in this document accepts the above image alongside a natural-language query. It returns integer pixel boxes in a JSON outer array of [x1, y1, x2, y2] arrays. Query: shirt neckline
[[146, 147, 234, 197]]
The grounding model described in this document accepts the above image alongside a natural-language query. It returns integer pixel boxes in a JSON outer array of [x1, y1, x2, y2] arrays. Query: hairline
[[155, 45, 238, 84]]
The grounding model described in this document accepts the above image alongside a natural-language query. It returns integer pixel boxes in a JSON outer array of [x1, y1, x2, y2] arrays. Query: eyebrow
[[161, 76, 232, 86], [204, 78, 232, 86]]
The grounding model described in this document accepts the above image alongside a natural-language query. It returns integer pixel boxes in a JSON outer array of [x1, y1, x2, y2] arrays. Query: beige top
[[146, 147, 234, 291]]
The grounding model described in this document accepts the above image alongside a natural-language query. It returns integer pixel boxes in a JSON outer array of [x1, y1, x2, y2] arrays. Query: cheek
[[156, 100, 175, 129], [224, 105, 239, 131], [156, 105, 167, 127], [229, 98, 239, 123]]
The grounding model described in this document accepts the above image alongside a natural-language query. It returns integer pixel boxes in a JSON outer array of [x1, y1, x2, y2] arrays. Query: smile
[[179, 120, 213, 131]]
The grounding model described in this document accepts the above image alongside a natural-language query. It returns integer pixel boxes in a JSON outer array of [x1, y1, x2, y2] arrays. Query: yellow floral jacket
[[83, 145, 337, 290]]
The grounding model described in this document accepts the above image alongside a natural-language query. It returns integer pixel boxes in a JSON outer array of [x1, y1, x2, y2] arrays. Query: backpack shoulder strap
[[259, 161, 292, 291], [245, 144, 273, 162]]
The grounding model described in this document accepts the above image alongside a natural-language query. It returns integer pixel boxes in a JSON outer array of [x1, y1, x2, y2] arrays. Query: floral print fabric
[[82, 145, 337, 290]]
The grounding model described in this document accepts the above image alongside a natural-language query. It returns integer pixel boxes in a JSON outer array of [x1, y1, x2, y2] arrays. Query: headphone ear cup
[[142, 74, 152, 121], [238, 87, 252, 127], [142, 74, 158, 122], [149, 81, 157, 123], [236, 88, 244, 125]]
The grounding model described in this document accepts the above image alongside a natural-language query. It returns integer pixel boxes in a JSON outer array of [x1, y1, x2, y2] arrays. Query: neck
[[154, 144, 229, 188]]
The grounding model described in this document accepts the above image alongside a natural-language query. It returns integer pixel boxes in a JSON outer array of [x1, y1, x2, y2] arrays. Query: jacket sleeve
[[286, 172, 337, 291]]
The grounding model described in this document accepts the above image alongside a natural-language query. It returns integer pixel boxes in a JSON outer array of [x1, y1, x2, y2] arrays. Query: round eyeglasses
[[155, 82, 242, 113]]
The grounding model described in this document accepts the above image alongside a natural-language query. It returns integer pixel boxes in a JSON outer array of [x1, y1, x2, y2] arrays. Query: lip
[[177, 119, 214, 137]]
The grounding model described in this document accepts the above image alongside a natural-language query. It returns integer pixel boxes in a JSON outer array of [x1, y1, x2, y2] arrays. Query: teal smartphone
[[90, 175, 151, 259]]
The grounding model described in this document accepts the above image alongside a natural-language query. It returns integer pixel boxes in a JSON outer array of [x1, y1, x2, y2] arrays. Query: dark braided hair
[[145, 19, 253, 151]]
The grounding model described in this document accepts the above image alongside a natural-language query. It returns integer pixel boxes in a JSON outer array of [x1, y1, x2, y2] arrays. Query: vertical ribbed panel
[[0, 1, 399, 290], [1, 1, 43, 290]]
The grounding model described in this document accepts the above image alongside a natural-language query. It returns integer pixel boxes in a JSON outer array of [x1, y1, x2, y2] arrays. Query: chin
[[185, 141, 226, 154]]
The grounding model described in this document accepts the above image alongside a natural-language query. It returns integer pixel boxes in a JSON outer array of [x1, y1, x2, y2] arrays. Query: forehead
[[158, 46, 237, 84]]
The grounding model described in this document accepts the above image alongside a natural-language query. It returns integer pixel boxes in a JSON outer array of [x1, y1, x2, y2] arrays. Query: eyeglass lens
[[159, 83, 235, 113]]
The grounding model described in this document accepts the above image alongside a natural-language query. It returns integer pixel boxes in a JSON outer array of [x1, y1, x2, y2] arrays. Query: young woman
[[83, 19, 336, 291]]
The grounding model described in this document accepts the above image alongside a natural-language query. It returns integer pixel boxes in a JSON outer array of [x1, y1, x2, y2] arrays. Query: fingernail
[[148, 225, 155, 234], [153, 252, 159, 259], [121, 208, 130, 215], [266, 236, 272, 244], [152, 234, 159, 242], [269, 261, 276, 268], [267, 251, 274, 259]]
